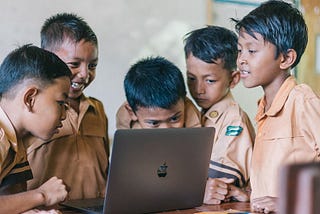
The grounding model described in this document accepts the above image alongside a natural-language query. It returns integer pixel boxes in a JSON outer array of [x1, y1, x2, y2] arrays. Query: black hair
[[233, 0, 307, 68], [0, 44, 71, 99], [41, 13, 98, 51], [124, 56, 187, 112], [183, 25, 238, 72]]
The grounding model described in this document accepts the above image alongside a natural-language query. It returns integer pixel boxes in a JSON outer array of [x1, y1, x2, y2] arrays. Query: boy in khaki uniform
[[0, 45, 69, 213], [234, 1, 320, 213], [26, 13, 109, 200], [116, 56, 201, 129], [184, 26, 255, 204]]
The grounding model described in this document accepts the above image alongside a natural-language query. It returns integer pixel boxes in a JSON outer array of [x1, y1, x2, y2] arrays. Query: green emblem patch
[[225, 126, 243, 136]]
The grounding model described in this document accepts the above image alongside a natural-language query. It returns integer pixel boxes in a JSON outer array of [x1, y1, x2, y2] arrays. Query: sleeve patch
[[225, 126, 243, 136]]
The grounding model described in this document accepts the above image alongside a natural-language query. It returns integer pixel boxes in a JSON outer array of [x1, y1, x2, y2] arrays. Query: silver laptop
[[61, 127, 215, 214]]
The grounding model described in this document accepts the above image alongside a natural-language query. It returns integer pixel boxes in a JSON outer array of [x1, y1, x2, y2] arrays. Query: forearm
[[0, 189, 45, 214]]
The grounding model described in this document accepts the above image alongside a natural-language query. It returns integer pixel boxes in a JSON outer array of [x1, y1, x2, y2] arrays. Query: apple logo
[[157, 162, 168, 177]]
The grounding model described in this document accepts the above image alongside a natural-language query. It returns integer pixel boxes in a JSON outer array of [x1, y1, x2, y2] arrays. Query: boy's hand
[[226, 184, 250, 202], [203, 178, 234, 204], [37, 176, 68, 206], [22, 209, 62, 214], [251, 196, 278, 213]]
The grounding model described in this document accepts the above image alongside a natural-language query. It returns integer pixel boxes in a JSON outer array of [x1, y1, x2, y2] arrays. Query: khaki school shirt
[[251, 76, 320, 200], [26, 95, 109, 199], [0, 107, 32, 194], [116, 97, 201, 129], [202, 92, 255, 188]]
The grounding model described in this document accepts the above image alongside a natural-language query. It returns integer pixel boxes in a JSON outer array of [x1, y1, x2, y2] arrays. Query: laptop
[[61, 127, 215, 214]]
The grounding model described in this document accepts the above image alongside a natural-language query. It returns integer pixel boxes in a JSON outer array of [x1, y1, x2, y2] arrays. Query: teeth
[[241, 70, 249, 74], [71, 82, 83, 89]]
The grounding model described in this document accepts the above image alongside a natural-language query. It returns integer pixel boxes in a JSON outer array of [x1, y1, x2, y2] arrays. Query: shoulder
[[88, 96, 105, 107], [184, 98, 201, 128], [292, 84, 319, 99], [86, 96, 107, 115], [116, 101, 132, 129], [288, 84, 320, 106]]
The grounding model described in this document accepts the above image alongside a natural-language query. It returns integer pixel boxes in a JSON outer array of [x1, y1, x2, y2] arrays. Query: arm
[[0, 177, 67, 214], [209, 115, 254, 187]]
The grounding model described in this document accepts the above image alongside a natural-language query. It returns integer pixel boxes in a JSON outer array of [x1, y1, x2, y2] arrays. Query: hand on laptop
[[203, 177, 249, 204], [36, 176, 68, 206]]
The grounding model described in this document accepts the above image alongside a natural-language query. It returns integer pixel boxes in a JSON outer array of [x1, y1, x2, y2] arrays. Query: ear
[[24, 87, 38, 112], [124, 103, 138, 121], [280, 49, 297, 70], [229, 70, 240, 89]]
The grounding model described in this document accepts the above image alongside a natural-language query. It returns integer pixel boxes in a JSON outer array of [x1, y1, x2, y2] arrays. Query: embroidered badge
[[225, 126, 243, 136], [209, 111, 219, 118]]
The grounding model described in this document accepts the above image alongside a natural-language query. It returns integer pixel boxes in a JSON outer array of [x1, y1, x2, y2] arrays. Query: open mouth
[[71, 82, 85, 90], [240, 70, 250, 75]]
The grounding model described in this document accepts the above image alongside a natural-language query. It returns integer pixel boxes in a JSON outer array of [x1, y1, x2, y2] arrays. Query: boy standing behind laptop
[[116, 56, 201, 129], [26, 13, 109, 200], [183, 26, 255, 204]]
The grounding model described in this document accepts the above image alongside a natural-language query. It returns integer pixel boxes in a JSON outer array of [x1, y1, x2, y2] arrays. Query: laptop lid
[[104, 127, 215, 214], [61, 127, 215, 214]]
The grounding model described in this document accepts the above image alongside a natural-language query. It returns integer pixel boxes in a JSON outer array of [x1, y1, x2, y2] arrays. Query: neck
[[263, 73, 290, 112], [68, 97, 81, 113]]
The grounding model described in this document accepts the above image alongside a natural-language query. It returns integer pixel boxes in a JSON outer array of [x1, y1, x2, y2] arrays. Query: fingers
[[38, 177, 68, 206], [203, 178, 233, 204], [251, 196, 278, 213], [227, 185, 249, 202]]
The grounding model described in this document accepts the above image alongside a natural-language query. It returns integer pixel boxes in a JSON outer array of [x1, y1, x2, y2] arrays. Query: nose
[[237, 53, 247, 66], [77, 65, 90, 81], [196, 81, 205, 95], [159, 123, 172, 129]]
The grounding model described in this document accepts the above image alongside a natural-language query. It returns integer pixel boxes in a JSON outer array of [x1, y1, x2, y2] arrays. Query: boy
[[116, 56, 201, 129], [0, 44, 70, 213], [234, 0, 320, 213], [26, 13, 110, 200], [183, 26, 255, 204]]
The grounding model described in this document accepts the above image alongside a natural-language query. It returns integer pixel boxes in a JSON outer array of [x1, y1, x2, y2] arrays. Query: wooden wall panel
[[298, 0, 320, 94]]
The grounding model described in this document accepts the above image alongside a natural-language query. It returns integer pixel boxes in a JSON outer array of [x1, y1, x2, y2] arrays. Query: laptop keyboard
[[86, 205, 103, 212]]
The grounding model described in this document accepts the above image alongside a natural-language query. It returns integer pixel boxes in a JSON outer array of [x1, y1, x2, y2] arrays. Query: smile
[[71, 82, 85, 90]]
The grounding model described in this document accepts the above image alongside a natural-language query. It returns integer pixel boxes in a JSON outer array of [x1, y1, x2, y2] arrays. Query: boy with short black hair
[[26, 13, 110, 200], [184, 25, 255, 204], [234, 0, 320, 212], [0, 44, 70, 213], [116, 56, 201, 129]]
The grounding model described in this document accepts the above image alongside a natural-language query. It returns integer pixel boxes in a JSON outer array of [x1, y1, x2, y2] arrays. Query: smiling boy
[[26, 13, 109, 200]]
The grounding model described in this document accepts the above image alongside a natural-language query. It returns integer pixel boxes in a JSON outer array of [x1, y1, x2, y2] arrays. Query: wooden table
[[60, 202, 259, 213]]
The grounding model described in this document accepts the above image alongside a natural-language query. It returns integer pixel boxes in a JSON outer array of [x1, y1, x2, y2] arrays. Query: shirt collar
[[256, 75, 297, 120], [202, 92, 235, 123], [0, 106, 18, 152]]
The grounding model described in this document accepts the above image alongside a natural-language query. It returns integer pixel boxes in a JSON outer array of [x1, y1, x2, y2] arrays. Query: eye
[[57, 101, 69, 110], [88, 63, 97, 70], [67, 62, 80, 69], [170, 115, 180, 123], [187, 76, 196, 82], [206, 79, 217, 84], [249, 49, 257, 54], [146, 120, 160, 127]]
